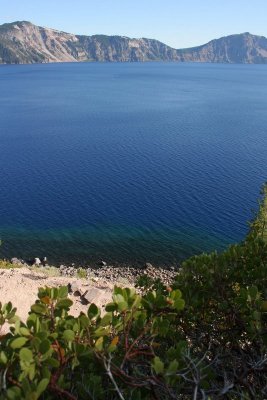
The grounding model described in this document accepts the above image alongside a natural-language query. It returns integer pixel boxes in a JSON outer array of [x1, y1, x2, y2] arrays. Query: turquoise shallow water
[[0, 62, 266, 265]]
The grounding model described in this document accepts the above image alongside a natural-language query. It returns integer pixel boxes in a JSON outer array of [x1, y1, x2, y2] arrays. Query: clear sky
[[1, 0, 267, 48]]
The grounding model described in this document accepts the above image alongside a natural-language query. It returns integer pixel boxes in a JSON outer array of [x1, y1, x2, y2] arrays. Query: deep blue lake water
[[0, 62, 266, 265]]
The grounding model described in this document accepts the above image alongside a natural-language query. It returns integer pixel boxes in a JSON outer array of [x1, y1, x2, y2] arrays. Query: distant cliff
[[1, 21, 267, 64], [0, 21, 179, 64], [177, 32, 267, 63]]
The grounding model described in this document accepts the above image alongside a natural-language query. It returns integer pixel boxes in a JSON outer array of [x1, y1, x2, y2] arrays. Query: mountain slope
[[178, 32, 267, 63], [0, 21, 179, 63], [0, 21, 79, 63], [1, 21, 267, 64]]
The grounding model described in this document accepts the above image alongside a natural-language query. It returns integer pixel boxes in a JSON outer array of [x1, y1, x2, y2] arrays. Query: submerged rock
[[98, 261, 107, 267]]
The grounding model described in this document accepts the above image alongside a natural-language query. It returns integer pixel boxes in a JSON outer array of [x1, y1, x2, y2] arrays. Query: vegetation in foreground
[[0, 185, 267, 399]]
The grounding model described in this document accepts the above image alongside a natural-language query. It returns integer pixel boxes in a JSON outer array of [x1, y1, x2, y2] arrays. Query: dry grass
[[0, 262, 89, 280], [28, 265, 61, 277], [0, 260, 21, 269]]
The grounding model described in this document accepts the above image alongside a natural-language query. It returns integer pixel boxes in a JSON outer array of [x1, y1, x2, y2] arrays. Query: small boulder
[[32, 258, 41, 266], [42, 257, 48, 265], [144, 263, 153, 269], [11, 257, 24, 265], [81, 288, 103, 305], [98, 261, 107, 267], [59, 265, 76, 277], [69, 281, 82, 296]]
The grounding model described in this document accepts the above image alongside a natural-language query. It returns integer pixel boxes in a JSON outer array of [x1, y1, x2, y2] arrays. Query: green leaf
[[261, 300, 267, 312], [132, 295, 141, 309], [153, 318, 170, 336], [248, 286, 258, 300], [79, 314, 90, 328], [95, 336, 104, 351], [41, 366, 51, 380], [3, 302, 12, 314], [38, 287, 48, 299], [94, 327, 110, 337], [170, 289, 182, 300], [113, 286, 123, 295], [63, 329, 75, 341], [6, 387, 22, 400], [105, 302, 117, 312], [252, 310, 261, 321], [99, 313, 112, 326], [36, 378, 49, 397], [36, 331, 48, 341], [10, 337, 28, 349], [174, 298, 185, 311], [0, 351, 7, 364], [155, 294, 168, 307], [152, 356, 164, 374], [56, 298, 73, 309], [58, 286, 68, 298], [50, 332, 58, 340], [19, 348, 33, 362], [7, 315, 19, 324], [166, 359, 179, 375], [28, 363, 36, 380], [39, 339, 51, 354], [31, 304, 47, 314], [113, 294, 128, 311], [51, 287, 58, 300], [31, 337, 41, 352], [21, 378, 31, 394], [88, 303, 99, 319], [47, 358, 60, 368], [19, 327, 31, 336]]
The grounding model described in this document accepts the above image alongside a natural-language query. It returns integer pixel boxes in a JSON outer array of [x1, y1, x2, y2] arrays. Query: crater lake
[[0, 62, 266, 265]]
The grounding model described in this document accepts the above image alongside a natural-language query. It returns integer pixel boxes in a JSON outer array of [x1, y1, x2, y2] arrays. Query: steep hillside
[[178, 32, 267, 63], [1, 21, 267, 64], [0, 21, 179, 63], [0, 21, 79, 63]]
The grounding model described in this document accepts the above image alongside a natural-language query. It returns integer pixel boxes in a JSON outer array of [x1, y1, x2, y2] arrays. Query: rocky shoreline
[[8, 257, 180, 287], [0, 258, 180, 331]]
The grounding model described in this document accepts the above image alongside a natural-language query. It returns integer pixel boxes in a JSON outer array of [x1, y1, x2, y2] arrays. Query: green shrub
[[0, 184, 266, 399], [0, 285, 187, 400], [76, 268, 87, 279]]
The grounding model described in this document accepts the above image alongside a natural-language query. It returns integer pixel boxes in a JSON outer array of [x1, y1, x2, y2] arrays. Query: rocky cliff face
[[177, 32, 267, 63], [0, 21, 79, 63], [0, 21, 179, 64], [1, 21, 267, 64], [76, 35, 179, 62]]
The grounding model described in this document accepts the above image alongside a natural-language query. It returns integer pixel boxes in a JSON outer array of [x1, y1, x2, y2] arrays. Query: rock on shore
[[0, 260, 179, 331]]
